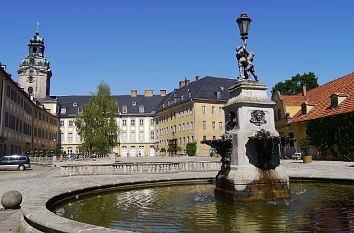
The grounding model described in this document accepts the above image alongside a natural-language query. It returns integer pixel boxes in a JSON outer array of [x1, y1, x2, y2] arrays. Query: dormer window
[[330, 94, 339, 108], [139, 105, 144, 113], [122, 105, 127, 113], [220, 86, 224, 91], [73, 102, 77, 107], [78, 106, 83, 114], [61, 107, 66, 114], [216, 91, 221, 99], [132, 102, 137, 106], [301, 103, 307, 115]]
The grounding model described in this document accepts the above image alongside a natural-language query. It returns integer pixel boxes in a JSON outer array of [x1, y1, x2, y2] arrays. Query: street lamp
[[236, 13, 252, 41]]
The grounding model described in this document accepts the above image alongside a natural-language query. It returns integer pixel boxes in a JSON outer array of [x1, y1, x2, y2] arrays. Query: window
[[186, 122, 189, 131], [216, 91, 221, 99], [289, 132, 295, 147], [139, 131, 144, 142], [68, 120, 74, 127], [182, 123, 185, 131], [203, 136, 206, 141], [73, 102, 77, 107], [301, 103, 307, 115], [78, 107, 83, 114], [132, 102, 137, 106], [60, 120, 64, 126], [151, 119, 154, 125], [122, 105, 127, 113], [122, 119, 127, 126], [28, 87, 33, 95], [68, 133, 73, 142], [212, 106, 216, 114], [202, 106, 206, 114], [122, 131, 127, 142], [212, 121, 216, 129], [190, 121, 193, 130], [219, 107, 222, 113], [139, 119, 144, 126], [61, 107, 66, 114], [139, 105, 144, 113], [130, 132, 136, 142], [213, 136, 216, 140], [331, 94, 339, 108], [131, 119, 135, 126], [150, 131, 154, 140], [219, 122, 223, 130], [183, 137, 186, 144], [203, 121, 206, 130]]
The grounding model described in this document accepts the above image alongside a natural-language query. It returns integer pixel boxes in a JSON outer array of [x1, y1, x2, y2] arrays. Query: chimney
[[144, 90, 153, 97], [179, 81, 185, 89], [185, 79, 190, 86], [160, 89, 167, 97], [131, 90, 137, 97], [195, 75, 200, 81], [0, 63, 6, 71], [302, 85, 307, 96]]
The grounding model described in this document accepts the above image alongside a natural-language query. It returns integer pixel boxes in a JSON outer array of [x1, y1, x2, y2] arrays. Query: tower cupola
[[18, 23, 52, 100]]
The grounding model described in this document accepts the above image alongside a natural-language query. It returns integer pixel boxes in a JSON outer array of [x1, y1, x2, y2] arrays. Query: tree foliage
[[306, 112, 354, 160], [299, 136, 311, 155], [186, 142, 197, 156], [75, 82, 118, 156], [272, 72, 319, 95]]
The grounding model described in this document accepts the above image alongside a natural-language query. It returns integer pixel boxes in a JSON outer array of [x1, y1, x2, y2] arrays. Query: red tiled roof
[[281, 95, 305, 106], [291, 72, 354, 123]]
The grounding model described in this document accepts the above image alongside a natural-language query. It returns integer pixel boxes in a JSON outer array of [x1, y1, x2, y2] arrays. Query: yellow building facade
[[156, 76, 234, 156]]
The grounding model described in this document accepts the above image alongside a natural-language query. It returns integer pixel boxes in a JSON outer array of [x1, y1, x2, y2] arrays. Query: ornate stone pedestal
[[216, 80, 290, 200]]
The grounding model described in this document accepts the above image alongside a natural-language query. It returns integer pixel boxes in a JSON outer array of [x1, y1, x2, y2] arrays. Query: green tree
[[186, 142, 197, 156], [272, 72, 319, 95], [307, 112, 354, 160], [75, 82, 118, 156]]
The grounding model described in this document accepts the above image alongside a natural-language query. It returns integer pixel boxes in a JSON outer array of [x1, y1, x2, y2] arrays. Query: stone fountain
[[203, 13, 290, 201]]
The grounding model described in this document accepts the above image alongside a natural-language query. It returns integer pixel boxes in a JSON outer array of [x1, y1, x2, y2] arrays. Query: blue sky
[[1, 0, 353, 96]]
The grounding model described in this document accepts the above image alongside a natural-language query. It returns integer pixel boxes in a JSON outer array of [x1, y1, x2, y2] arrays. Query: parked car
[[0, 154, 31, 170]]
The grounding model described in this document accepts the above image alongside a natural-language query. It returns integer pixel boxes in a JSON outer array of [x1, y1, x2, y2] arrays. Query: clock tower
[[18, 23, 52, 100]]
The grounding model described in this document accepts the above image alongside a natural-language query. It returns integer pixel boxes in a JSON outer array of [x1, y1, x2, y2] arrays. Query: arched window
[[28, 87, 33, 94], [33, 47, 37, 53], [139, 105, 144, 113]]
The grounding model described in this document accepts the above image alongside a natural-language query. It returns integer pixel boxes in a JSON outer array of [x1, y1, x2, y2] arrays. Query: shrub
[[299, 136, 311, 156], [186, 142, 197, 156]]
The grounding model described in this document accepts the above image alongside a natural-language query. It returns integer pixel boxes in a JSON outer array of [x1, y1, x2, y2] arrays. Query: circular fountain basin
[[52, 180, 354, 232]]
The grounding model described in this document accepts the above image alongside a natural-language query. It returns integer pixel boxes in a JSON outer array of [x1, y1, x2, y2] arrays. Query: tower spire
[[36, 22, 40, 34]]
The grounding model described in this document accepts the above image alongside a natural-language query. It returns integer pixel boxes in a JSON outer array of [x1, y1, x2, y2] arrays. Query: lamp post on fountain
[[235, 13, 258, 81]]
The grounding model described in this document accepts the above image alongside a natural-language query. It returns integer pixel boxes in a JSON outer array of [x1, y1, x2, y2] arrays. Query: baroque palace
[[0, 28, 235, 157], [2, 28, 352, 158]]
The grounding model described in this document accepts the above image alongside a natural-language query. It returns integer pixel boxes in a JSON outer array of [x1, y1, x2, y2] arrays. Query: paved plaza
[[0, 158, 353, 232]]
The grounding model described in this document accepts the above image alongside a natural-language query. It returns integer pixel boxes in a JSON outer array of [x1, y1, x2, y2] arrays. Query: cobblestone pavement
[[0, 159, 353, 232]]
